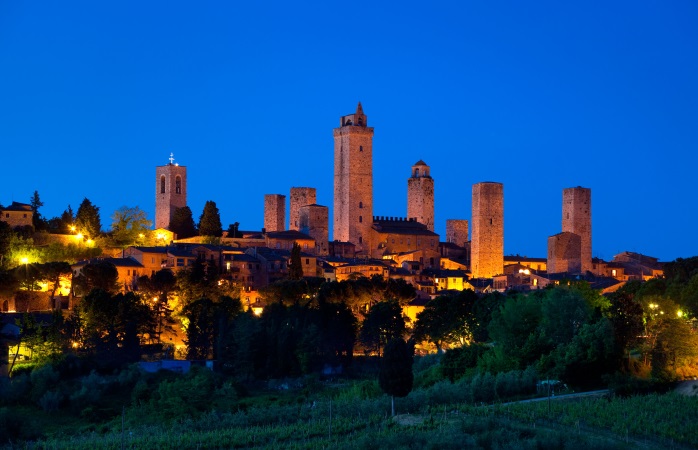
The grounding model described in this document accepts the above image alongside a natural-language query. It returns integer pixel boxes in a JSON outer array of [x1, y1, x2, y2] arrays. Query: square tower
[[290, 187, 317, 231], [155, 155, 187, 230], [264, 194, 286, 232], [547, 231, 582, 274], [299, 204, 329, 256], [471, 182, 503, 279], [446, 219, 469, 248], [407, 160, 435, 231], [333, 102, 374, 254], [562, 187, 592, 273]]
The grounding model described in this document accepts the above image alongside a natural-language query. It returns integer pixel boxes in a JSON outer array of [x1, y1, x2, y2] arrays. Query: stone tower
[[299, 204, 329, 256], [471, 182, 504, 279], [407, 160, 434, 231], [155, 154, 187, 230], [547, 231, 582, 274], [264, 194, 285, 232], [562, 186, 592, 273], [290, 187, 317, 231], [333, 102, 373, 254], [446, 219, 469, 248]]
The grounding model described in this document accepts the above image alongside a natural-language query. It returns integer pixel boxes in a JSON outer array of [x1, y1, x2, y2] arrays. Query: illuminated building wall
[[407, 160, 434, 231], [264, 194, 286, 232], [333, 102, 373, 254], [471, 182, 503, 279], [290, 187, 317, 231], [562, 186, 592, 273], [446, 219, 469, 248], [155, 159, 187, 230], [299, 204, 329, 255]]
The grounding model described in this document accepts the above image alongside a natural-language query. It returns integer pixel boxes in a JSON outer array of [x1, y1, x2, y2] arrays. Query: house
[[0, 202, 33, 228], [370, 217, 440, 261], [71, 257, 145, 295]]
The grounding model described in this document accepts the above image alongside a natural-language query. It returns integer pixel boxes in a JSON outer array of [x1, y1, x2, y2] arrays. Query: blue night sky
[[1, 1, 696, 262]]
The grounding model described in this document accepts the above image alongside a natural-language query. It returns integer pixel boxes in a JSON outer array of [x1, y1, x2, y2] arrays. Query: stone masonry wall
[[333, 107, 373, 254], [155, 164, 187, 230], [290, 187, 317, 231], [407, 162, 434, 231], [299, 204, 328, 255], [446, 219, 469, 248], [562, 187, 591, 273], [471, 182, 503, 279], [547, 231, 582, 274], [264, 194, 286, 232]]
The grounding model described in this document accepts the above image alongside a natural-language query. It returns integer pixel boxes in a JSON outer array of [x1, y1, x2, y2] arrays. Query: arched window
[[175, 176, 182, 194], [160, 175, 166, 194]]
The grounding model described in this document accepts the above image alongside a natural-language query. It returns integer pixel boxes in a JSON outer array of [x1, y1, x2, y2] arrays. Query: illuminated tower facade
[[333, 102, 373, 253], [155, 153, 187, 230], [290, 187, 317, 231], [562, 186, 592, 273], [300, 204, 329, 255], [407, 160, 434, 231], [264, 194, 285, 232], [446, 219, 469, 248], [471, 182, 503, 279]]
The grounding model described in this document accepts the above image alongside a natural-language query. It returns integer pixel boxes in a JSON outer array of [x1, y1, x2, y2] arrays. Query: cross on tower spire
[[169, 153, 174, 165]]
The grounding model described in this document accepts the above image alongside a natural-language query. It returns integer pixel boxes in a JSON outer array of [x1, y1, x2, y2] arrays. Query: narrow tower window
[[160, 175, 166, 194], [176, 176, 182, 194], [359, 145, 363, 152], [359, 216, 362, 223], [359, 201, 363, 209]]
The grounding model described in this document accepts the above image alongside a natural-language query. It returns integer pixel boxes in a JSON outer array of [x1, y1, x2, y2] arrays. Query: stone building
[[299, 203, 329, 255], [155, 154, 187, 230], [471, 182, 504, 279], [407, 160, 434, 231], [289, 187, 317, 231], [333, 102, 373, 254], [370, 216, 440, 266], [0, 202, 33, 228], [445, 219, 469, 248], [264, 194, 286, 232], [547, 231, 582, 274], [562, 187, 592, 273]]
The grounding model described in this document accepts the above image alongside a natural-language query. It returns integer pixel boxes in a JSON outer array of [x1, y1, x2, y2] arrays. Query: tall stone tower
[[446, 219, 469, 248], [264, 194, 285, 232], [333, 102, 373, 253], [155, 154, 187, 230], [471, 182, 504, 279], [562, 186, 592, 273], [300, 204, 329, 255], [289, 187, 317, 231], [407, 160, 434, 231]]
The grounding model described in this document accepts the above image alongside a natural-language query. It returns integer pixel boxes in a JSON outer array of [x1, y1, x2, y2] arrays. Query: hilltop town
[[0, 103, 663, 317]]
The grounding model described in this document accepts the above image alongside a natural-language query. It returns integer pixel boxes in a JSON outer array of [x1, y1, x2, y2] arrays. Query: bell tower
[[155, 153, 187, 230], [333, 102, 373, 254]]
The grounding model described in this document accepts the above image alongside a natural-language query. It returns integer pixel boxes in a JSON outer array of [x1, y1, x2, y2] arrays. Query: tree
[[198, 200, 222, 237], [413, 290, 477, 352], [110, 206, 152, 247], [72, 260, 120, 296], [360, 300, 405, 355], [379, 338, 414, 416], [75, 198, 101, 238], [289, 242, 304, 280], [30, 190, 46, 230], [169, 206, 197, 239]]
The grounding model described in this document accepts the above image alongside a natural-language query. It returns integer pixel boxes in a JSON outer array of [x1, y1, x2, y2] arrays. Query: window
[[612, 269, 617, 277], [359, 145, 363, 152], [23, 214, 27, 218], [359, 236, 363, 244], [359, 216, 362, 223], [175, 176, 182, 194], [359, 201, 363, 209], [303, 243, 308, 249], [305, 258, 309, 264], [160, 175, 166, 193]]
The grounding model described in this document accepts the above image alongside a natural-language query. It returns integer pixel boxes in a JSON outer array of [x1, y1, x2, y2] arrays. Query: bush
[[38, 389, 63, 412], [30, 364, 60, 403]]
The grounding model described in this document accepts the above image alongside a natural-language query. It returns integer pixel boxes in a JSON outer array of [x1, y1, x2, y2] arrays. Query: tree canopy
[[110, 206, 152, 247], [75, 198, 102, 238], [169, 206, 197, 239], [198, 201, 222, 237]]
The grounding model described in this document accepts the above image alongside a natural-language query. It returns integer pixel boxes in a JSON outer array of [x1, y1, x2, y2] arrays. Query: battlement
[[373, 216, 418, 222]]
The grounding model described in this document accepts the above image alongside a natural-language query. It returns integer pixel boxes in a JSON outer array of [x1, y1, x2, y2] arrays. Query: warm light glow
[[86, 239, 94, 246], [70, 225, 76, 232], [139, 233, 145, 239], [677, 310, 684, 318], [518, 268, 530, 275], [76, 233, 83, 240], [649, 303, 658, 310], [71, 341, 79, 349], [21, 257, 28, 264]]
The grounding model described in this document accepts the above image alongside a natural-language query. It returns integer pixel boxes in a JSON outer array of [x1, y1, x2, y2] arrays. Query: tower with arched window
[[155, 154, 187, 230], [333, 103, 374, 254]]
